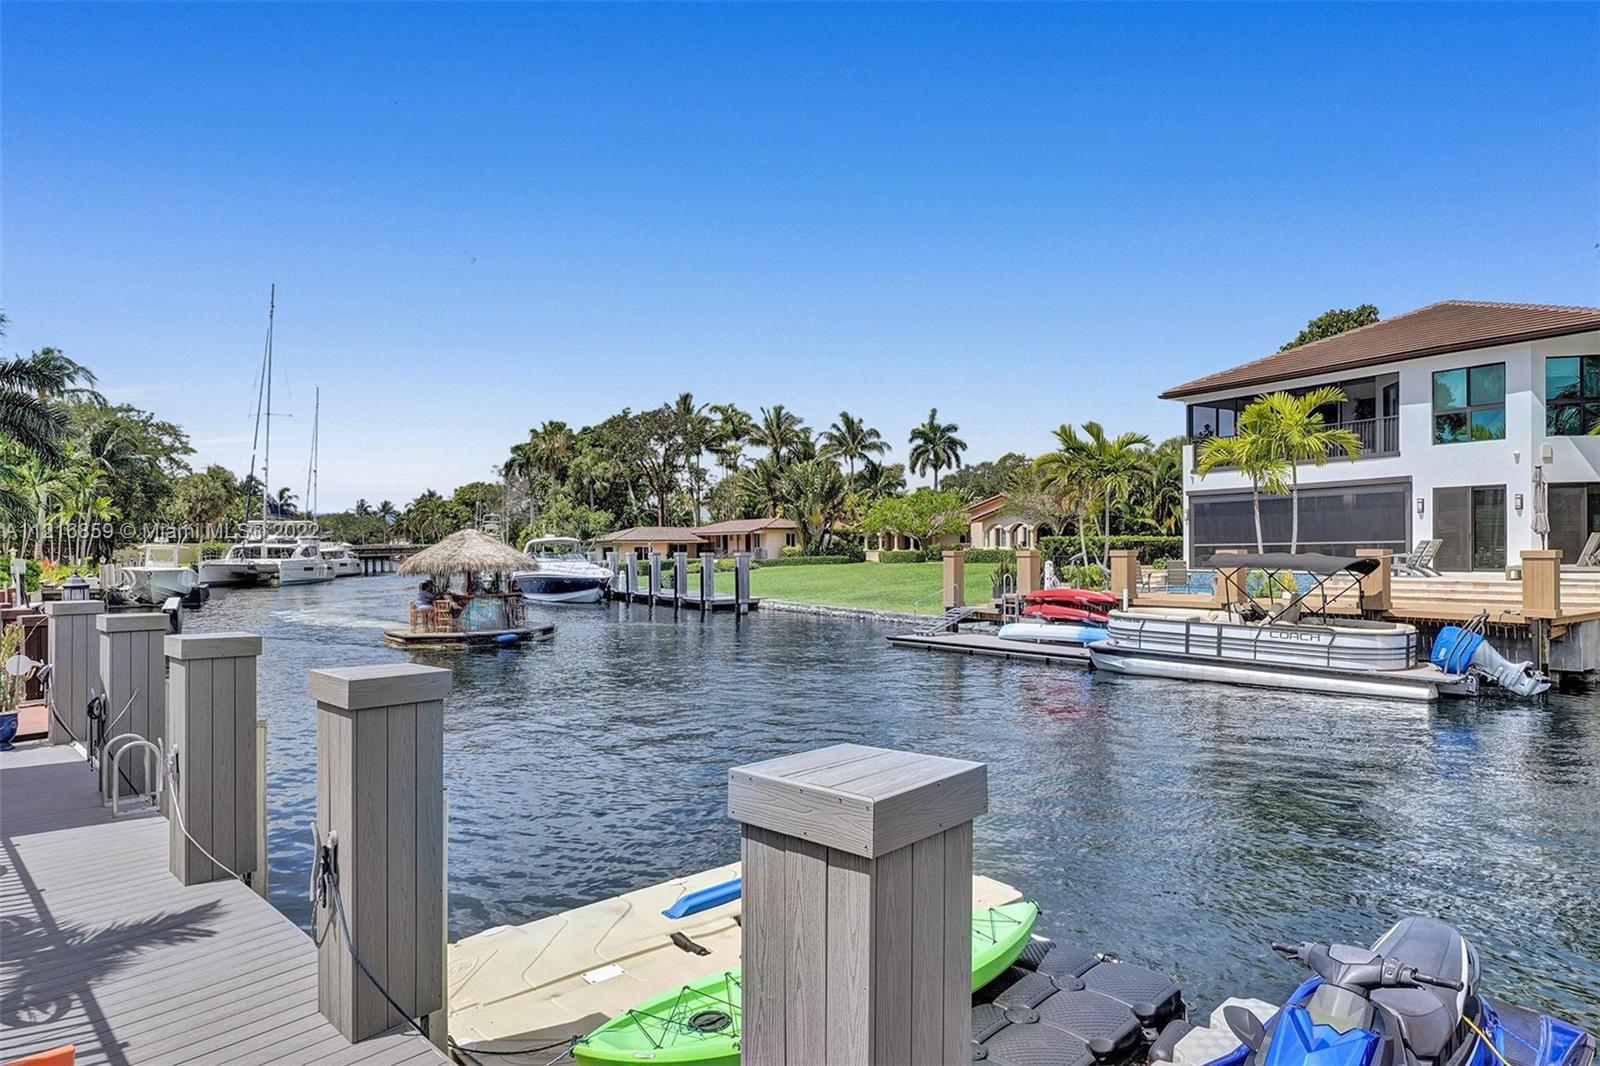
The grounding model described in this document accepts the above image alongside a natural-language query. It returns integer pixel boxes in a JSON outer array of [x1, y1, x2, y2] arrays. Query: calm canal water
[[192, 575, 1600, 1026]]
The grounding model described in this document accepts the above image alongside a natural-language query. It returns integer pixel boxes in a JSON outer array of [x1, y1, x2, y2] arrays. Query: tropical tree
[[1194, 427, 1287, 555], [735, 455, 786, 519], [819, 411, 888, 480], [776, 457, 850, 552], [353, 498, 372, 517], [1244, 388, 1362, 552], [853, 458, 906, 501], [860, 489, 967, 550], [1032, 426, 1096, 565], [1280, 305, 1379, 351], [1136, 438, 1185, 535], [0, 314, 99, 465], [752, 405, 809, 468], [376, 500, 398, 525], [907, 409, 967, 489], [275, 486, 298, 516], [710, 403, 756, 475]]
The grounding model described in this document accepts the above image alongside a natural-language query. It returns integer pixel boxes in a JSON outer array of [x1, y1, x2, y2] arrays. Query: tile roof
[[694, 517, 799, 534], [596, 526, 706, 543], [1161, 300, 1600, 400]]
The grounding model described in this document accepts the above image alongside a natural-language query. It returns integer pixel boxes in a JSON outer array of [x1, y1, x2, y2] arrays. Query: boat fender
[[669, 931, 712, 956], [493, 632, 518, 645]]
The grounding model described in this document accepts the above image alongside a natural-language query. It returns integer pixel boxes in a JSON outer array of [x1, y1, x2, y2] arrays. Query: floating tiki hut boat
[[386, 529, 554, 648], [1088, 552, 1550, 702]]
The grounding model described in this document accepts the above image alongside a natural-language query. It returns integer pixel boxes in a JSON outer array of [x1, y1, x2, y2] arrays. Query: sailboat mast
[[260, 284, 274, 542], [305, 387, 319, 521]]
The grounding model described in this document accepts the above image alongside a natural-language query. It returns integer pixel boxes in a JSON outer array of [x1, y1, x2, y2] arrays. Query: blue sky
[[4, 3, 1597, 509]]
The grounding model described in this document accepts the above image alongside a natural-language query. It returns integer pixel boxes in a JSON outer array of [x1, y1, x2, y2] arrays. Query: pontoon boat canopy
[[1204, 552, 1381, 576]]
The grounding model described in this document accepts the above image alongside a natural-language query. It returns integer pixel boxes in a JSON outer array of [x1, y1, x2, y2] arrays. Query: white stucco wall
[[1176, 328, 1600, 566]]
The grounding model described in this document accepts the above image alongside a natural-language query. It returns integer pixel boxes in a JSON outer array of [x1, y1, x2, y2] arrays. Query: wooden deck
[[0, 742, 448, 1066]]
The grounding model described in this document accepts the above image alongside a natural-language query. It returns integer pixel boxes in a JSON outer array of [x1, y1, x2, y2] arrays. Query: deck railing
[[1191, 415, 1399, 465]]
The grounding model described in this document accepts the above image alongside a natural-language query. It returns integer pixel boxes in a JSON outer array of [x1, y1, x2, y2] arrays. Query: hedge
[[962, 548, 1015, 564], [1039, 535, 1183, 568], [754, 555, 855, 568], [876, 548, 945, 563]]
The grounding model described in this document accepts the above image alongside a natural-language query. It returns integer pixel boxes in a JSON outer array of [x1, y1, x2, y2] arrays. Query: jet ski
[[1155, 918, 1594, 1066]]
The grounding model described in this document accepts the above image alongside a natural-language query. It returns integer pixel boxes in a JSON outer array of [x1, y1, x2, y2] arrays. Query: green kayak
[[574, 901, 1039, 1065]]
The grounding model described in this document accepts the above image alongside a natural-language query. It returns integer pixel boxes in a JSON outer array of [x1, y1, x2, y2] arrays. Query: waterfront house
[[1163, 300, 1600, 570], [968, 493, 1059, 549], [693, 517, 798, 558], [595, 526, 705, 559]]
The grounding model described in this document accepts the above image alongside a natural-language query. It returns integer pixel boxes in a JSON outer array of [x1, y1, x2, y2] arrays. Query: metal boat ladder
[[915, 605, 975, 636]]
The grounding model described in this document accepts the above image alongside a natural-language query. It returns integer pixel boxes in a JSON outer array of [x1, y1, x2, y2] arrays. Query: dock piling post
[[673, 550, 689, 607], [943, 550, 965, 610], [698, 552, 716, 610], [729, 743, 988, 1065], [165, 632, 263, 887], [254, 718, 269, 899], [735, 552, 751, 611], [1521, 550, 1561, 620], [648, 551, 662, 603], [311, 663, 450, 1043], [1015, 549, 1041, 597], [96, 612, 168, 798], [1212, 550, 1247, 608], [41, 598, 104, 746], [1355, 548, 1393, 612], [1108, 549, 1139, 604]]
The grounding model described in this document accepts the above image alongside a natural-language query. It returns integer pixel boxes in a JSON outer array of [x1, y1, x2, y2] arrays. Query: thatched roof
[[398, 529, 533, 576]]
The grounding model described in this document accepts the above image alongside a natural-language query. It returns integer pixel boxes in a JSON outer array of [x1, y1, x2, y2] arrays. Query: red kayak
[[1023, 587, 1118, 609], [1022, 603, 1110, 624]]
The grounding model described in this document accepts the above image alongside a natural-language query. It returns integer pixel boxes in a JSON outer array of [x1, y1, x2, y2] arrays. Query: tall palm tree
[[1139, 441, 1185, 535], [354, 498, 372, 517], [671, 395, 714, 518], [376, 500, 397, 525], [819, 411, 888, 480], [0, 319, 98, 464], [907, 409, 967, 490], [529, 421, 575, 480], [710, 403, 756, 476], [1081, 422, 1151, 566], [1246, 388, 1362, 552], [752, 405, 808, 468], [735, 455, 786, 518], [275, 486, 298, 517], [12, 455, 65, 559], [854, 458, 906, 501]]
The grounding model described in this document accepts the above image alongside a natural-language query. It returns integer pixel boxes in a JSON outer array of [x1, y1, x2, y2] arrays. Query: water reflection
[[192, 575, 1599, 1026]]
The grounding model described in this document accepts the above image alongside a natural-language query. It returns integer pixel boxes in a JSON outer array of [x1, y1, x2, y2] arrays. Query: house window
[[784, 532, 796, 547], [1432, 363, 1505, 443], [1546, 356, 1600, 435]]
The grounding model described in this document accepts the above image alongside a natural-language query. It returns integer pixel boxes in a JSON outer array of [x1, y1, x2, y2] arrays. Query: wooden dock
[[886, 629, 1092, 664], [606, 588, 758, 612], [0, 743, 448, 1066]]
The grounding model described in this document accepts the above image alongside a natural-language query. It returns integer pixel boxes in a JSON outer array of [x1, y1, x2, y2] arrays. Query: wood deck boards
[[0, 743, 448, 1066]]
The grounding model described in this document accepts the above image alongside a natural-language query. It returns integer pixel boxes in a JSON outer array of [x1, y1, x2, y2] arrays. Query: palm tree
[[1033, 425, 1096, 565], [376, 500, 398, 526], [354, 498, 372, 517], [819, 411, 888, 480], [529, 421, 575, 480], [735, 455, 786, 518], [670, 396, 714, 519], [1138, 441, 1185, 535], [752, 405, 808, 468], [777, 457, 849, 553], [710, 403, 756, 476], [0, 320, 98, 465], [1195, 431, 1287, 554], [1081, 423, 1151, 566], [1245, 388, 1363, 552], [854, 458, 906, 501], [9, 455, 64, 558], [907, 409, 967, 489], [275, 486, 298, 517]]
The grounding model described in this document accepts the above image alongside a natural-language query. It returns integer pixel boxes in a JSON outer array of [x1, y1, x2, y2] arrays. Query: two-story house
[[1162, 300, 1600, 571]]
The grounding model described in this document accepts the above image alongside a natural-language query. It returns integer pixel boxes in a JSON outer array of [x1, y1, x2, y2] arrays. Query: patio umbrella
[[1531, 466, 1550, 549]]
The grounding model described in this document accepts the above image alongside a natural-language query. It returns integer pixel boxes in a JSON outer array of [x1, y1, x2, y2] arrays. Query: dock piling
[[96, 612, 168, 798], [1108, 548, 1139, 604], [1015, 549, 1041, 597], [729, 743, 988, 1065], [165, 632, 263, 887], [943, 550, 965, 610], [648, 551, 663, 603], [735, 552, 751, 611], [41, 599, 104, 746], [1355, 548, 1393, 612], [1521, 550, 1561, 619], [311, 662, 450, 1043], [673, 550, 689, 606], [698, 552, 716, 610]]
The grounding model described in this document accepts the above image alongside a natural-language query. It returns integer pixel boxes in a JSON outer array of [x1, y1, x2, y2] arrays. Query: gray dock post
[[735, 552, 752, 612], [605, 550, 621, 596], [96, 612, 168, 797], [255, 718, 269, 899], [673, 550, 689, 606], [729, 744, 988, 1065], [311, 663, 450, 1043], [648, 551, 663, 603], [41, 599, 105, 746], [166, 632, 263, 887], [699, 552, 716, 610]]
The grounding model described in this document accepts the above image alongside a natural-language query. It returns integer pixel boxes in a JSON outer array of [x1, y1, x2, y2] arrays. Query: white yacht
[[273, 536, 337, 584], [197, 541, 276, 587], [199, 522, 335, 586], [511, 537, 613, 604], [318, 541, 363, 577], [1087, 553, 1549, 702]]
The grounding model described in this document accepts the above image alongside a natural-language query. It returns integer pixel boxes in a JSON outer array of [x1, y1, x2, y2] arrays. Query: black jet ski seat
[[1367, 917, 1479, 1064]]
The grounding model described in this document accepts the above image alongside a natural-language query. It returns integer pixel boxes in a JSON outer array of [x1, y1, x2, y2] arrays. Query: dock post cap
[[310, 662, 451, 710], [40, 599, 104, 616], [165, 632, 263, 660], [96, 611, 170, 633], [728, 742, 987, 859]]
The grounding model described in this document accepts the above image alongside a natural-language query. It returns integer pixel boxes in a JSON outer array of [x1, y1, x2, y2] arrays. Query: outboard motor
[[1431, 626, 1550, 698]]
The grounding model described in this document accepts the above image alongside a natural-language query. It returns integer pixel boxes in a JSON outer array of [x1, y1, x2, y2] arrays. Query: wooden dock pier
[[601, 549, 760, 613], [349, 543, 424, 576], [0, 744, 446, 1066]]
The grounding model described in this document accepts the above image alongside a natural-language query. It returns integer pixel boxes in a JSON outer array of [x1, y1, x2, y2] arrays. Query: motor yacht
[[113, 541, 206, 603], [511, 536, 613, 603], [318, 541, 363, 577]]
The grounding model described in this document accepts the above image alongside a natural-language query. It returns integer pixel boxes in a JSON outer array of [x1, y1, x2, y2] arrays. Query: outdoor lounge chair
[[1393, 539, 1443, 576], [1564, 531, 1600, 570]]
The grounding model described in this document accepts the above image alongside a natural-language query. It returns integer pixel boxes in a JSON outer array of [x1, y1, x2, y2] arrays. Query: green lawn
[[713, 561, 1001, 615]]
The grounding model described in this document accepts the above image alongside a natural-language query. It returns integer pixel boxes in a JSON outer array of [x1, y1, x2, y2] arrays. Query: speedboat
[[197, 541, 275, 587], [511, 537, 612, 604], [1157, 919, 1593, 1066], [114, 541, 207, 604], [1087, 553, 1549, 702], [318, 540, 363, 577]]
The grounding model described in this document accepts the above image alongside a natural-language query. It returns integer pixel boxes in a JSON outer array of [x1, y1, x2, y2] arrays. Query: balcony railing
[[1191, 415, 1399, 467]]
